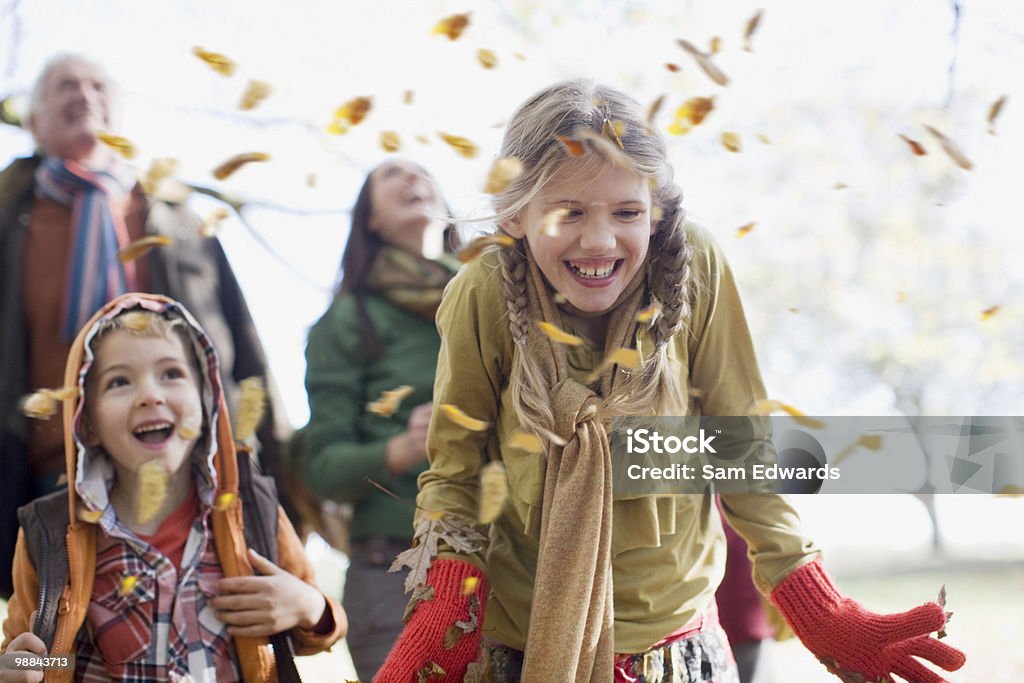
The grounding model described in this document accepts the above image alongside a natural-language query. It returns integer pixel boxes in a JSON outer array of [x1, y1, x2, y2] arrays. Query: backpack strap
[[17, 491, 71, 651]]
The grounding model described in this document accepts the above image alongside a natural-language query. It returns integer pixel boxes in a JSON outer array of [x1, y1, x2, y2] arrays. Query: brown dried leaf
[[677, 39, 729, 86], [898, 133, 927, 156], [980, 305, 999, 321], [536, 321, 585, 347], [665, 63, 681, 73], [444, 594, 480, 649], [390, 517, 438, 592], [923, 124, 972, 170], [477, 48, 497, 69], [192, 47, 235, 76], [367, 385, 415, 418], [557, 134, 585, 157], [440, 404, 489, 431], [212, 152, 270, 180], [438, 132, 479, 158], [118, 235, 172, 263], [743, 9, 764, 52], [380, 130, 401, 153], [987, 95, 1007, 135], [735, 222, 756, 238], [721, 131, 742, 152], [234, 376, 266, 440], [457, 233, 515, 263], [433, 12, 470, 40], [484, 156, 524, 194], [239, 80, 273, 111], [478, 461, 508, 524], [97, 132, 136, 159], [416, 662, 446, 683], [647, 94, 667, 125], [403, 584, 436, 623], [435, 515, 487, 555]]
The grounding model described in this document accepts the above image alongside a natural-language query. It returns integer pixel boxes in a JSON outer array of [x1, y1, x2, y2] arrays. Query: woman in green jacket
[[301, 160, 459, 681]]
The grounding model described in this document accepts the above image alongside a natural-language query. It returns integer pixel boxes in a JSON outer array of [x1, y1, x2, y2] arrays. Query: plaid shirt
[[73, 504, 241, 682]]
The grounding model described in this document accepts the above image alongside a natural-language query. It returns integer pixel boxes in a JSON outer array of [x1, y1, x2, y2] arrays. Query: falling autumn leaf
[[756, 132, 771, 144], [586, 347, 642, 382], [483, 156, 523, 194], [177, 424, 199, 440], [141, 157, 179, 194], [647, 94, 667, 125], [677, 39, 729, 86], [77, 507, 103, 524], [980, 306, 1000, 321], [403, 90, 415, 105], [557, 134, 585, 157], [119, 311, 152, 332], [833, 182, 848, 190], [238, 79, 273, 111], [508, 430, 543, 453], [200, 207, 230, 237], [743, 9, 764, 52], [897, 290, 907, 303], [192, 47, 236, 76], [577, 128, 632, 167], [380, 130, 401, 153], [212, 152, 270, 180], [923, 124, 973, 170], [118, 575, 139, 598], [235, 376, 266, 440], [415, 134, 430, 145], [462, 576, 480, 596], [21, 392, 59, 420], [306, 173, 317, 188], [136, 459, 169, 525], [710, 36, 722, 54], [118, 235, 172, 263], [215, 492, 238, 512], [513, 51, 527, 61], [539, 208, 567, 237], [536, 321, 585, 347], [457, 233, 515, 263], [477, 48, 497, 69], [987, 95, 1007, 135], [735, 222, 756, 238], [637, 302, 662, 323], [721, 131, 742, 152], [478, 461, 509, 524], [367, 385, 415, 418], [97, 132, 136, 159], [787, 307, 800, 314], [440, 404, 489, 432], [898, 133, 927, 156], [328, 96, 373, 134], [433, 12, 470, 40], [667, 96, 715, 135], [438, 132, 478, 158], [665, 63, 681, 73]]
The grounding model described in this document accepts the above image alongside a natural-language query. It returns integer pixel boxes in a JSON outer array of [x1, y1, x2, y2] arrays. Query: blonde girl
[[376, 80, 966, 683]]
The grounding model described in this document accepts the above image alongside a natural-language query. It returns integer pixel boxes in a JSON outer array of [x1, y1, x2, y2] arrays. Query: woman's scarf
[[363, 244, 459, 320]]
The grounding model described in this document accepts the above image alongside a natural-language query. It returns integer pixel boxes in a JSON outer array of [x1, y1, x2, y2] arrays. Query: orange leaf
[[433, 12, 470, 40], [980, 306, 1000, 321], [665, 63, 681, 73], [898, 134, 927, 156], [212, 152, 270, 180], [636, 302, 662, 323], [735, 222, 756, 238], [367, 385, 415, 417], [557, 135, 585, 157]]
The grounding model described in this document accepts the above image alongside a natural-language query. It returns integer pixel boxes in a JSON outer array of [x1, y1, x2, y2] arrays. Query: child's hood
[[61, 293, 239, 522]]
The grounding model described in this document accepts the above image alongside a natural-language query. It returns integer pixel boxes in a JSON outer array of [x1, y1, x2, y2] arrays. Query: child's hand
[[0, 632, 47, 683], [212, 549, 328, 637]]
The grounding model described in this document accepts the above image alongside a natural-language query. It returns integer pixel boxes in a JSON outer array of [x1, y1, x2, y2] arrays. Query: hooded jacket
[[1, 293, 344, 682]]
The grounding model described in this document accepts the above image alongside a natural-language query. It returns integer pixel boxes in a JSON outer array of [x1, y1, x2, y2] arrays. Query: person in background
[[300, 159, 459, 681], [0, 53, 291, 600]]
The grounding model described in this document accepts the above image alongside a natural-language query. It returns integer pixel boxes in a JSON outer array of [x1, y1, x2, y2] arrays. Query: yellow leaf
[[200, 207, 230, 237], [423, 509, 445, 521], [433, 12, 470, 40], [97, 132, 136, 159], [553, 292, 567, 304], [898, 133, 927, 156], [177, 424, 199, 440], [367, 385, 415, 418], [457, 234, 515, 263], [541, 208, 568, 237], [856, 434, 884, 450], [735, 222, 756, 238], [118, 235, 172, 263], [556, 134, 585, 157], [536, 321, 585, 347], [234, 376, 266, 441], [987, 95, 1007, 135], [77, 507, 103, 524], [513, 51, 527, 61], [212, 152, 270, 180], [440, 404, 489, 432], [328, 96, 373, 134], [478, 461, 508, 524], [586, 347, 642, 382], [214, 492, 238, 512], [677, 39, 730, 86], [996, 484, 1024, 496], [980, 306, 1000, 321], [897, 290, 907, 303], [415, 134, 430, 145], [636, 302, 662, 323], [710, 36, 722, 54], [462, 576, 480, 595], [923, 124, 972, 170], [438, 132, 478, 158], [743, 9, 764, 52], [669, 96, 715, 135], [136, 460, 169, 525], [21, 392, 59, 420], [403, 90, 415, 105], [477, 48, 497, 69], [239, 80, 273, 111], [118, 575, 139, 597], [119, 311, 153, 332], [483, 156, 523, 194], [192, 46, 236, 76], [757, 132, 771, 144], [141, 157, 179, 194], [508, 430, 543, 453], [380, 131, 401, 153], [721, 131, 742, 152]]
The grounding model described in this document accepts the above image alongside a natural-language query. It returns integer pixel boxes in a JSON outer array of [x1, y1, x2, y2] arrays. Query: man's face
[[30, 59, 113, 161]]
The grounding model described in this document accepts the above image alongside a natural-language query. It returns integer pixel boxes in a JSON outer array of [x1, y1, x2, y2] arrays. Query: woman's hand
[[385, 402, 433, 475], [213, 550, 330, 637]]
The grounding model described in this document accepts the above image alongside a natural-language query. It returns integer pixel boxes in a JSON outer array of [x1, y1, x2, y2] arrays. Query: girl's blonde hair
[[494, 79, 693, 439]]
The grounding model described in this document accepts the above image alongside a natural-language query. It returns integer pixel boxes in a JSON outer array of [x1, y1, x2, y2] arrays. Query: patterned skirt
[[482, 604, 739, 683]]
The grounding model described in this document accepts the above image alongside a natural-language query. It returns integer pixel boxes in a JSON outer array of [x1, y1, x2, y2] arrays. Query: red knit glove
[[374, 559, 487, 683], [770, 559, 965, 683]]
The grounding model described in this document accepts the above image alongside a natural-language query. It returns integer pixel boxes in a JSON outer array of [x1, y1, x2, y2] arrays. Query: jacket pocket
[[86, 571, 156, 664]]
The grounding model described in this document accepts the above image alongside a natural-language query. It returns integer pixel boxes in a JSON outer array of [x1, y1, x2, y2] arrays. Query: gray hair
[[26, 53, 118, 142]]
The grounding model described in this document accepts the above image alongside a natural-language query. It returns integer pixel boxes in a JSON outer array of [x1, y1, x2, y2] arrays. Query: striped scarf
[[34, 156, 138, 341]]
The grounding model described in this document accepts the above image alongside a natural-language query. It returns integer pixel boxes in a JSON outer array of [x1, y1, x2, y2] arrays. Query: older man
[[0, 54, 292, 598]]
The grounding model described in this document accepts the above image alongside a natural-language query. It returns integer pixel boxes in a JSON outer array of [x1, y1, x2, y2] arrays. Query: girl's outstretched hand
[[213, 549, 329, 637], [770, 558, 966, 683]]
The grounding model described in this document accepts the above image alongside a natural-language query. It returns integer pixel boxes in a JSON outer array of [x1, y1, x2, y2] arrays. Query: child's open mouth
[[565, 259, 622, 285], [133, 421, 174, 445]]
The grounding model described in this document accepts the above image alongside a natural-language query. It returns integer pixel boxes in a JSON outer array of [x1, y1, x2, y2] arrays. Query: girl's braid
[[498, 235, 531, 346], [647, 188, 692, 349]]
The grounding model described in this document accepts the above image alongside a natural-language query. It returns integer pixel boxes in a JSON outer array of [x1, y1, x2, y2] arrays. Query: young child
[[1, 293, 346, 682], [377, 80, 966, 682]]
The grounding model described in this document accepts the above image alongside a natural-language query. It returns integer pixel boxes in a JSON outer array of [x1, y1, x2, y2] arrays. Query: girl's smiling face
[[506, 160, 655, 316]]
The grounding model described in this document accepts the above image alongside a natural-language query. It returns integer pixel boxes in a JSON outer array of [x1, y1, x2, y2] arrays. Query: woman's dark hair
[[332, 163, 459, 356]]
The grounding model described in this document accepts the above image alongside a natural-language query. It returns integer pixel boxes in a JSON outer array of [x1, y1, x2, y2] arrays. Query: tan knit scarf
[[363, 245, 459, 320], [520, 254, 646, 683]]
